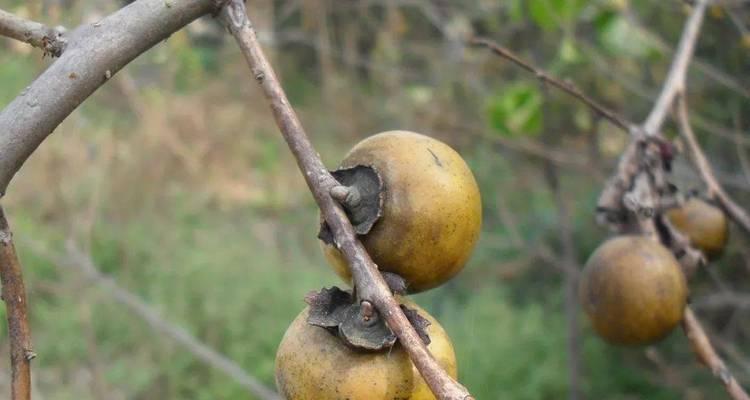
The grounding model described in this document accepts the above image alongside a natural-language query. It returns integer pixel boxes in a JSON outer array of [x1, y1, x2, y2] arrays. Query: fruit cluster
[[275, 131, 482, 399], [580, 198, 728, 346]]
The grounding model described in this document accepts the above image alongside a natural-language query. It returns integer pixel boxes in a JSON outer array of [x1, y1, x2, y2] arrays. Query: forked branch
[[0, 8, 66, 57], [0, 206, 33, 400], [218, 1, 472, 399], [675, 96, 750, 234]]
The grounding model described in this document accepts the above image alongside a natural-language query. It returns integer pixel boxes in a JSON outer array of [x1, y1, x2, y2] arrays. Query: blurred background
[[1, 0, 749, 399]]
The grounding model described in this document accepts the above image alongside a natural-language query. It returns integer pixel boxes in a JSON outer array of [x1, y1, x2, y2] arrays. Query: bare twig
[[470, 37, 633, 132], [0, 8, 66, 57], [675, 96, 750, 234], [642, 1, 708, 136], [0, 0, 220, 196], [683, 308, 750, 400], [590, 0, 750, 397], [218, 2, 472, 399], [0, 206, 32, 400], [23, 241, 281, 400]]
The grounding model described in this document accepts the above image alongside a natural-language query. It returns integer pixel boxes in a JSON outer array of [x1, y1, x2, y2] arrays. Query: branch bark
[[683, 308, 750, 400], [0, 206, 33, 400], [0, 8, 66, 57], [675, 96, 750, 234], [642, 1, 708, 136], [218, 1, 472, 399], [0, 0, 220, 197], [470, 37, 634, 132]]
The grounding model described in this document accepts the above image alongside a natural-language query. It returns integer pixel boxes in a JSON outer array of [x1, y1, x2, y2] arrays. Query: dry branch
[[683, 308, 750, 400], [35, 242, 280, 400], [0, 206, 32, 400], [470, 37, 634, 132], [642, 0, 708, 136], [0, 8, 66, 57], [675, 96, 750, 234], [218, 1, 472, 399], [0, 0, 220, 197]]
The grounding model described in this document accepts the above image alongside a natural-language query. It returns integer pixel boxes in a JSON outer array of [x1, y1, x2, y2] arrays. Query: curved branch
[[0, 8, 66, 57], [675, 96, 750, 234], [218, 1, 472, 399], [0, 0, 219, 197], [0, 206, 33, 400]]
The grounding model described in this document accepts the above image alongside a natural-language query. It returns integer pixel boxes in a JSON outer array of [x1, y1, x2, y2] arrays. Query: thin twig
[[0, 206, 32, 400], [218, 1, 472, 399], [0, 8, 66, 57], [683, 308, 750, 400], [675, 95, 750, 234], [642, 0, 708, 136], [470, 37, 633, 132], [24, 240, 281, 400]]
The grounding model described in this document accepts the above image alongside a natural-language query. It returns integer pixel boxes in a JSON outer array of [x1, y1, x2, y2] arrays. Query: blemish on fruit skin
[[427, 148, 443, 167]]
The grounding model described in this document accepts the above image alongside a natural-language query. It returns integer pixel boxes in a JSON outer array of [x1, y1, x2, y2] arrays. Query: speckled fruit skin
[[579, 236, 688, 346], [666, 198, 728, 260], [275, 300, 457, 400], [321, 131, 482, 293]]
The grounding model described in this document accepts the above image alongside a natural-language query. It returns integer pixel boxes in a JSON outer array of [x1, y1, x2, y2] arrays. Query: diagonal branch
[[675, 96, 750, 234], [23, 240, 281, 400], [470, 37, 634, 132], [683, 308, 750, 400], [218, 1, 472, 399], [0, 8, 66, 57], [642, 0, 708, 136], [0, 206, 33, 400], [0, 0, 220, 197]]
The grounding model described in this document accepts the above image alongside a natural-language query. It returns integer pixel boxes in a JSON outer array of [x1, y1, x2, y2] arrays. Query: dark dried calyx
[[319, 165, 383, 245], [305, 287, 431, 351]]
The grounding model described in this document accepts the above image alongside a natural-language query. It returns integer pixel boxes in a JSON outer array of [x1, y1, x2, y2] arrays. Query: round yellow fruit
[[275, 300, 457, 400], [579, 236, 688, 346], [666, 198, 728, 260], [321, 131, 482, 293]]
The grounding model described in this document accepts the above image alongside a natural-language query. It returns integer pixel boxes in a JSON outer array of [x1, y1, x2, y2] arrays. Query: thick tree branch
[[0, 0, 220, 197], [218, 1, 472, 399], [683, 308, 750, 400], [0, 8, 66, 57], [0, 206, 33, 400], [675, 96, 750, 234], [642, 1, 707, 136], [470, 37, 634, 132]]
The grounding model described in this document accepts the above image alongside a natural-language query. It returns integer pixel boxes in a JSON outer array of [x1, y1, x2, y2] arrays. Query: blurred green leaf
[[486, 83, 543, 137], [529, 0, 586, 31], [596, 13, 660, 58]]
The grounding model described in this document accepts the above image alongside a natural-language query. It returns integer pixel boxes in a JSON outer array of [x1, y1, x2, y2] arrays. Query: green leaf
[[529, 0, 586, 31], [596, 13, 660, 58], [486, 83, 543, 137]]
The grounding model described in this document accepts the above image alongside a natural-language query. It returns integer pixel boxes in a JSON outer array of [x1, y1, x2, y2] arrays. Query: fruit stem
[[330, 185, 362, 209]]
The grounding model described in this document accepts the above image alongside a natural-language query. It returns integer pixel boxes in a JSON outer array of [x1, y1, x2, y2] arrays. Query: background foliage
[[0, 0, 749, 398]]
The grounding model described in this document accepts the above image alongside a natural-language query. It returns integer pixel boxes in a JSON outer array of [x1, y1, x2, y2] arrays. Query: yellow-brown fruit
[[321, 131, 482, 293], [579, 236, 688, 346], [666, 198, 728, 260], [275, 300, 457, 400]]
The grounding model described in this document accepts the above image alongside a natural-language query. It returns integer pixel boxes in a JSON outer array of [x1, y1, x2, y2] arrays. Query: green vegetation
[[0, 0, 748, 398]]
